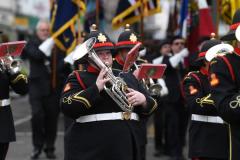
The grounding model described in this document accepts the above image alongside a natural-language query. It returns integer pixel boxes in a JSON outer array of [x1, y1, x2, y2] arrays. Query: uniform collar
[[200, 67, 208, 76], [87, 65, 99, 74], [115, 54, 124, 66], [234, 47, 240, 56]]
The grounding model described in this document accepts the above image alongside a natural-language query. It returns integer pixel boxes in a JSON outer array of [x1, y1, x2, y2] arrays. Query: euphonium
[[73, 37, 133, 112]]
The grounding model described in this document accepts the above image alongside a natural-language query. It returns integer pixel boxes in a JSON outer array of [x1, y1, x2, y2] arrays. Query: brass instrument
[[0, 55, 21, 74], [72, 37, 133, 112], [133, 63, 162, 96]]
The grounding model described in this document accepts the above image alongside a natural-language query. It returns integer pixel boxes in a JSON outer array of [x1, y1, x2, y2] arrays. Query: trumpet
[[73, 37, 133, 112]]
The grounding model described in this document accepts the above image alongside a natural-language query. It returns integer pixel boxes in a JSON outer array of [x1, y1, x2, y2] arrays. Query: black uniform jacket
[[112, 57, 150, 146], [61, 65, 157, 160], [0, 71, 28, 142], [209, 51, 240, 160], [183, 69, 228, 159], [162, 55, 184, 103], [22, 36, 51, 97]]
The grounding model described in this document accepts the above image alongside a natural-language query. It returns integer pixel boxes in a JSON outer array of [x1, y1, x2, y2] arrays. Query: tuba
[[72, 37, 133, 112]]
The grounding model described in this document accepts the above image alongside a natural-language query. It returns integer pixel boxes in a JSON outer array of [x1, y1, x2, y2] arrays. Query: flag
[[186, 0, 215, 53], [198, 0, 215, 37], [50, 0, 86, 54], [221, 0, 240, 24], [112, 0, 161, 29], [179, 0, 188, 38]]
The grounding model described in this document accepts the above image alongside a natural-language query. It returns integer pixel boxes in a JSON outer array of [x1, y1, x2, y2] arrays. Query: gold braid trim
[[11, 74, 27, 84], [143, 97, 158, 115], [196, 94, 215, 107], [72, 91, 91, 108]]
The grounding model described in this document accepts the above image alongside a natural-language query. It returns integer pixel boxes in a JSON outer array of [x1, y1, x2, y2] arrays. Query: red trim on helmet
[[116, 41, 139, 46], [198, 52, 206, 58], [230, 22, 240, 30], [94, 42, 114, 48], [234, 47, 240, 56]]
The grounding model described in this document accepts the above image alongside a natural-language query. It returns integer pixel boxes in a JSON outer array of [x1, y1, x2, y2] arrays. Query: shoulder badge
[[63, 83, 71, 92], [210, 73, 219, 86], [189, 85, 198, 95]]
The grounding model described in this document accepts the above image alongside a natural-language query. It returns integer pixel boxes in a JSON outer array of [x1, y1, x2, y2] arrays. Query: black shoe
[[30, 149, 41, 159], [45, 151, 56, 159]]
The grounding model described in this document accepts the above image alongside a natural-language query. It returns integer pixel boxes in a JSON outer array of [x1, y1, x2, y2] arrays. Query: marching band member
[[209, 9, 240, 160], [183, 39, 228, 160], [0, 39, 28, 160], [112, 24, 151, 160], [60, 26, 157, 160]]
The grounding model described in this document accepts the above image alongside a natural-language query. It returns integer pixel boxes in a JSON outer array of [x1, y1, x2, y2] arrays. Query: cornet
[[72, 37, 133, 112], [133, 63, 162, 96], [0, 56, 21, 74], [0, 40, 26, 74]]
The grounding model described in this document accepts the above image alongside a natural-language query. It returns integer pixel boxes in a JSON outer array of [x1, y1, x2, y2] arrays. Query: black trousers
[[0, 143, 9, 160], [154, 100, 166, 152], [29, 93, 60, 151], [164, 101, 183, 157]]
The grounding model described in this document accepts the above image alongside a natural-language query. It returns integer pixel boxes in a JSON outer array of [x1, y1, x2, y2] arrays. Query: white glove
[[169, 48, 189, 68], [139, 47, 146, 57], [179, 48, 189, 58], [157, 78, 168, 97]]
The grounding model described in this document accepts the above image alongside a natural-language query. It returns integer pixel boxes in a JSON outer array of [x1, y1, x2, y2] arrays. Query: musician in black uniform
[[209, 9, 240, 160], [183, 39, 228, 160], [0, 45, 28, 159], [152, 36, 188, 160], [61, 28, 157, 160], [112, 24, 151, 160]]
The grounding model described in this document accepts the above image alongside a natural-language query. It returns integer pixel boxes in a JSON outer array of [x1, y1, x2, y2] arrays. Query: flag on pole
[[112, 0, 161, 29], [179, 0, 189, 38], [50, 0, 86, 54], [184, 0, 215, 53], [221, 0, 240, 24]]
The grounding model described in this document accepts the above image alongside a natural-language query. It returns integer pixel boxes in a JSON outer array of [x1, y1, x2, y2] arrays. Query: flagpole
[[96, 0, 99, 27], [216, 0, 219, 37], [140, 0, 144, 42]]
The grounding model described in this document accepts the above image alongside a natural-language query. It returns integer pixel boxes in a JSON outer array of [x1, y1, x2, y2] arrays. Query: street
[[7, 94, 187, 160]]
